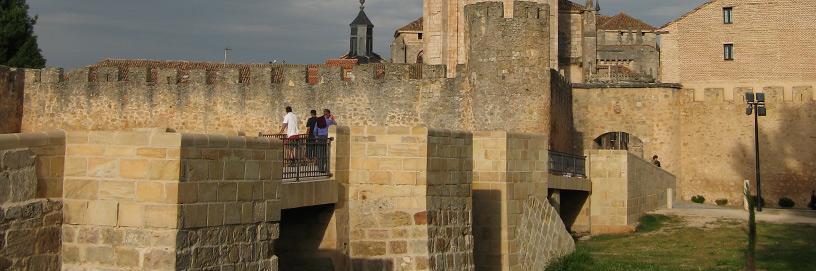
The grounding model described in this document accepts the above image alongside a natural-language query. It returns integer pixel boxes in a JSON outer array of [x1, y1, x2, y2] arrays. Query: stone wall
[[464, 1, 552, 135], [0, 67, 24, 134], [0, 200, 62, 271], [175, 133, 283, 270], [59, 130, 283, 270], [0, 131, 66, 271], [426, 129, 474, 270], [335, 126, 474, 271], [574, 85, 816, 208], [471, 131, 573, 270], [20, 64, 456, 135], [587, 150, 675, 234]]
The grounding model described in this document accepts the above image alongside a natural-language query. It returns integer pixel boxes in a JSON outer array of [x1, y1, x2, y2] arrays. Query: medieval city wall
[[574, 85, 816, 208], [19, 64, 462, 135]]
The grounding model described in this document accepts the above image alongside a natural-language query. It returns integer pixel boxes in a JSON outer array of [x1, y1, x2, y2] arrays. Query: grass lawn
[[547, 215, 816, 271]]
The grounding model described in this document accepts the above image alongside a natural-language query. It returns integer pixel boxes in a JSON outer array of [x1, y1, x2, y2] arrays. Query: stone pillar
[[471, 131, 574, 270], [340, 126, 474, 271], [60, 130, 283, 270], [581, 2, 598, 81]]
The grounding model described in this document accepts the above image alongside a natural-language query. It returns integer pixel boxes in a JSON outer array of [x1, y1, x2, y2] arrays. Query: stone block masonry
[[56, 130, 283, 270], [587, 150, 675, 234], [0, 200, 62, 271], [333, 126, 475, 271], [574, 85, 816, 209], [471, 131, 574, 270], [0, 131, 67, 271]]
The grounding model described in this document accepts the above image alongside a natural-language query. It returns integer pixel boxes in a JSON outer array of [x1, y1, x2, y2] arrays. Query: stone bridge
[[0, 126, 673, 271]]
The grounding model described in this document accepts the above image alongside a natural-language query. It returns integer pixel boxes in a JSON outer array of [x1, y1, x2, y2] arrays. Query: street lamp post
[[745, 92, 767, 211]]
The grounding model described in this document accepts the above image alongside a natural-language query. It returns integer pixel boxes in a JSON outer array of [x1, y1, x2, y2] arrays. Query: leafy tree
[[1, 0, 46, 68]]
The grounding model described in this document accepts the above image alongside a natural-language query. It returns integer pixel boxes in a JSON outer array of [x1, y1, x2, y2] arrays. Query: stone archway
[[416, 50, 423, 64], [593, 131, 644, 159]]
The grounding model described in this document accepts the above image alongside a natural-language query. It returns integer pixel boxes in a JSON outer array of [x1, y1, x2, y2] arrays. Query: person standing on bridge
[[306, 110, 319, 160], [652, 155, 662, 168], [315, 109, 337, 172], [279, 106, 300, 161]]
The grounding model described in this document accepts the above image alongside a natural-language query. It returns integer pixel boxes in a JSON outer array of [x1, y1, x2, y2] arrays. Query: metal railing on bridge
[[259, 133, 333, 181], [548, 150, 587, 178]]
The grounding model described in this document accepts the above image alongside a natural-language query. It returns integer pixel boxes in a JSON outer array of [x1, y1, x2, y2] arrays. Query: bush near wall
[[691, 195, 705, 204], [715, 199, 728, 206], [778, 197, 795, 208]]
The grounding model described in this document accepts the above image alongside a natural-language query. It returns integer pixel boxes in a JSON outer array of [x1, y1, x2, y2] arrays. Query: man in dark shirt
[[306, 110, 319, 138], [652, 155, 661, 168], [305, 110, 319, 160]]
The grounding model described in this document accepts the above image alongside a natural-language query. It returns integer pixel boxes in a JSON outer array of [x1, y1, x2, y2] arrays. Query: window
[[723, 7, 733, 24], [724, 44, 734, 60]]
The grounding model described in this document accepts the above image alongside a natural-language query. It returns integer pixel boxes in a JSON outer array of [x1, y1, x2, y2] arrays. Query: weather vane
[[360, 0, 365, 10]]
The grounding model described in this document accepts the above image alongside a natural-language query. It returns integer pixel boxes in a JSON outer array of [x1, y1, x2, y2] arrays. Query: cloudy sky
[[28, 0, 706, 69]]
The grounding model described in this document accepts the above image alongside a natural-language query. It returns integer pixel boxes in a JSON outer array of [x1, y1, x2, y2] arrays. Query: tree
[[0, 0, 46, 68]]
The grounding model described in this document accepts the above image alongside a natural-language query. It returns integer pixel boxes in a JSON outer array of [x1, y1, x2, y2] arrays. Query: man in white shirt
[[279, 106, 299, 139]]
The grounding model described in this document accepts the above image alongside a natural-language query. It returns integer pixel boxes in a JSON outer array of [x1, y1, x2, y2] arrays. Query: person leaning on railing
[[314, 109, 337, 172]]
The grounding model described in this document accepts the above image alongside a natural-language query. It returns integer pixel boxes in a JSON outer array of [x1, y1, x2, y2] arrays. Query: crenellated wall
[[574, 84, 816, 208], [20, 63, 458, 135]]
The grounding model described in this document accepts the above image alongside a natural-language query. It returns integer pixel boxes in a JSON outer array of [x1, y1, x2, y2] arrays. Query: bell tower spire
[[347, 0, 381, 63]]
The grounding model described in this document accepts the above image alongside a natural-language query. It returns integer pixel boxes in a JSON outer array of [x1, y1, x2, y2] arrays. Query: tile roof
[[598, 13, 656, 31], [394, 17, 423, 37]]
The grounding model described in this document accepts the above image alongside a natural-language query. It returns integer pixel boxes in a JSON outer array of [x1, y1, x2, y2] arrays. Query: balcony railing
[[548, 150, 587, 178], [260, 134, 333, 181]]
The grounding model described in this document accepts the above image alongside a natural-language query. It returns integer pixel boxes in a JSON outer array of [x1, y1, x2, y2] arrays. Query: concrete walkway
[[653, 202, 816, 225]]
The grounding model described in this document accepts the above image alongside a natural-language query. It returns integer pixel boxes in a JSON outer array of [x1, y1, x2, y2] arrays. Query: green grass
[[547, 215, 816, 271]]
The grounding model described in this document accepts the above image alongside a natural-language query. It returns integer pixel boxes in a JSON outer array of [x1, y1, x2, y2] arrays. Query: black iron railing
[[260, 134, 333, 181], [549, 150, 587, 178]]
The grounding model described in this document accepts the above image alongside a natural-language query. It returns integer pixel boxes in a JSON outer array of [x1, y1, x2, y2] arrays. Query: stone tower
[[581, 0, 599, 80], [465, 1, 552, 134], [347, 0, 379, 63]]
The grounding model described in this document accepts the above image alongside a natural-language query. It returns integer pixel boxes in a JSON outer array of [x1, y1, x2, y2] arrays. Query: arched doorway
[[593, 132, 644, 158], [416, 50, 423, 64]]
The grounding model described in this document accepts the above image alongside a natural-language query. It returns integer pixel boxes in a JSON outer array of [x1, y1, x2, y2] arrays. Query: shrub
[[749, 195, 765, 208], [691, 195, 705, 204], [778, 197, 795, 208], [715, 198, 729, 206]]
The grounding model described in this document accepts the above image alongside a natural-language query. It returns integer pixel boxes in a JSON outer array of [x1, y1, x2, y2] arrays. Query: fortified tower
[[464, 1, 552, 134]]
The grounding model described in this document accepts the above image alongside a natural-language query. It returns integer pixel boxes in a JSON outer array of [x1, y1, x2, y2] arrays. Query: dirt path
[[653, 202, 816, 225]]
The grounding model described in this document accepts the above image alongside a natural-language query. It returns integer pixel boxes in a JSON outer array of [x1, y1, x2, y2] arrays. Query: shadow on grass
[[754, 223, 816, 271], [546, 215, 816, 271], [636, 214, 673, 233]]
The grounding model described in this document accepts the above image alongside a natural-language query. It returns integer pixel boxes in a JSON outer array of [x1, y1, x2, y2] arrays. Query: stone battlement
[[20, 62, 448, 86]]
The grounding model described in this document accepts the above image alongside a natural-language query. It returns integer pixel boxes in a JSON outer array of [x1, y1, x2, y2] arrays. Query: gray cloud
[[28, 0, 701, 69]]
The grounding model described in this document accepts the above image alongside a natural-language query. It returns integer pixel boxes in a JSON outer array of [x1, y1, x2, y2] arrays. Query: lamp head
[[757, 106, 767, 116], [756, 93, 766, 103], [745, 92, 755, 103]]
